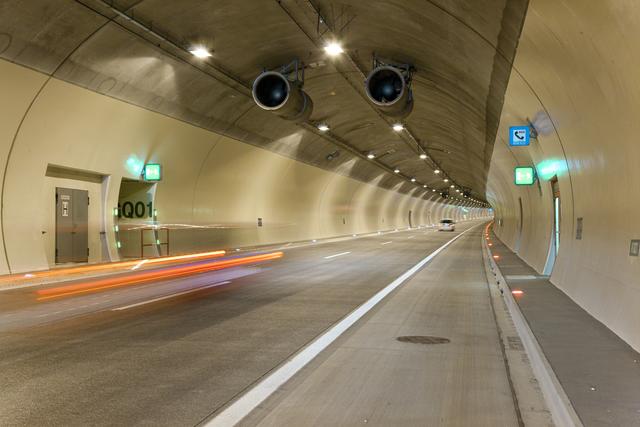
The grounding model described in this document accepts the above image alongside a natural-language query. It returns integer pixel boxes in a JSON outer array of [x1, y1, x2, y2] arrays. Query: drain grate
[[397, 336, 450, 345]]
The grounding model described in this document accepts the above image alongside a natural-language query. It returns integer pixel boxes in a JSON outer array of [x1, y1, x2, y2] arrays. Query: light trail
[[0, 250, 227, 287], [36, 252, 283, 301]]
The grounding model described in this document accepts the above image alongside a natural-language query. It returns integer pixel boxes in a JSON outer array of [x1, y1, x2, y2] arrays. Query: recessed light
[[392, 123, 404, 132], [419, 153, 427, 159], [444, 178, 449, 183], [432, 189, 436, 192], [317, 123, 330, 132], [367, 152, 376, 159], [450, 185, 455, 188], [434, 169, 441, 174], [394, 168, 400, 173], [423, 185, 427, 188], [189, 46, 212, 58], [411, 178, 416, 182], [324, 42, 344, 56]]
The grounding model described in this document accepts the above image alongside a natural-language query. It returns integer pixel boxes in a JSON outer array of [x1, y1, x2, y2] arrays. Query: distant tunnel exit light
[[514, 166, 536, 186], [143, 164, 162, 181]]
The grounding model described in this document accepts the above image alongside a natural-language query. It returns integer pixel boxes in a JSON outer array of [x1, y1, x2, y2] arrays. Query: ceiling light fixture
[[434, 169, 441, 174], [392, 123, 404, 132], [444, 178, 449, 183], [394, 168, 400, 173], [419, 153, 427, 159], [367, 152, 376, 159], [411, 178, 416, 182], [324, 41, 344, 56], [317, 123, 330, 132], [189, 46, 212, 58]]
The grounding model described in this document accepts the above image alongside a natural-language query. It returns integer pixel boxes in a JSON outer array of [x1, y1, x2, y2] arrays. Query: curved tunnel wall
[[487, 0, 640, 350], [0, 59, 487, 274]]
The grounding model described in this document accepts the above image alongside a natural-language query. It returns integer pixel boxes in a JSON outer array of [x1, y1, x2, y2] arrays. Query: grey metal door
[[56, 188, 89, 263]]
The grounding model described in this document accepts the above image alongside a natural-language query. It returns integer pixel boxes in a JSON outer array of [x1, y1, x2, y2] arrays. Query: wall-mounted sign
[[118, 201, 154, 218], [142, 164, 162, 181], [514, 166, 536, 185], [576, 217, 583, 240], [509, 126, 530, 146]]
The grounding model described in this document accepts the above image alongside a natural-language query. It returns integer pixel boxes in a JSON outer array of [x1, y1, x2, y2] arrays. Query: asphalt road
[[0, 221, 483, 426]]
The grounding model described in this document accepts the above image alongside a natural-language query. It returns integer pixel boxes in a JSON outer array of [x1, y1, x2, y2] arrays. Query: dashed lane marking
[[111, 281, 231, 311], [323, 252, 351, 260]]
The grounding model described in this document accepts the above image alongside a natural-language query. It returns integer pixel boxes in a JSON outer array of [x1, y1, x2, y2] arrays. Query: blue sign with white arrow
[[509, 126, 530, 146]]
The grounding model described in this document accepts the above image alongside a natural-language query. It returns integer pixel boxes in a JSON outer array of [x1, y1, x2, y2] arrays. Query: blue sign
[[509, 126, 530, 146]]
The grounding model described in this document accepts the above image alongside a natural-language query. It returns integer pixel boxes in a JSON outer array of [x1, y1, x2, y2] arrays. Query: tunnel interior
[[0, 0, 639, 425]]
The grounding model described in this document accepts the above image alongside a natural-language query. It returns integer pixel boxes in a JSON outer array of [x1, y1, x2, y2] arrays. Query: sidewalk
[[489, 229, 640, 426]]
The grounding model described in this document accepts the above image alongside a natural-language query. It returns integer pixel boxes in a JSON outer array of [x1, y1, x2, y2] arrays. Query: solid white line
[[111, 281, 231, 311], [381, 241, 392, 245], [205, 225, 480, 427], [323, 252, 351, 260]]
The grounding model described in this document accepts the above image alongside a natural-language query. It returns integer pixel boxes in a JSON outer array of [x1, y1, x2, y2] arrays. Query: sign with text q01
[[509, 126, 530, 146], [514, 166, 536, 185], [142, 164, 162, 181]]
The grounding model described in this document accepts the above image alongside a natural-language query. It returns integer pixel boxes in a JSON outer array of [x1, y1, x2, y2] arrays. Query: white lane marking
[[407, 236, 415, 239], [381, 241, 392, 245], [323, 252, 351, 260], [131, 259, 148, 270], [111, 281, 231, 311], [205, 225, 479, 427]]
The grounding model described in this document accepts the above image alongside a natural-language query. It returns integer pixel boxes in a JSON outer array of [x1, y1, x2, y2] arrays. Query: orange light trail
[[36, 252, 283, 301], [0, 250, 226, 285]]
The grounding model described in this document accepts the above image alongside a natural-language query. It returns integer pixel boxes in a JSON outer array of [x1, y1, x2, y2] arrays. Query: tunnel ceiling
[[0, 0, 528, 203]]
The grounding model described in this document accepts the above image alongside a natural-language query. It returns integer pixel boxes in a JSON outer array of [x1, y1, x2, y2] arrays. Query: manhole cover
[[397, 336, 450, 345]]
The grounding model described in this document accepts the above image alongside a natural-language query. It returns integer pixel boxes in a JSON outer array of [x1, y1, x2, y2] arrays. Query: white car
[[439, 219, 456, 231]]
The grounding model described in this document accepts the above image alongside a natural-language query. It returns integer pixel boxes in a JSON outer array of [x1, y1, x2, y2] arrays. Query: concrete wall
[[488, 0, 640, 350], [0, 59, 487, 274]]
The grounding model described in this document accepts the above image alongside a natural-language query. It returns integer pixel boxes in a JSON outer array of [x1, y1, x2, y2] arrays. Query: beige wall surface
[[488, 0, 640, 350], [0, 59, 487, 274]]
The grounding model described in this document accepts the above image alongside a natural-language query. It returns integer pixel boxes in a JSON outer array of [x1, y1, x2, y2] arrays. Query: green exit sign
[[514, 166, 536, 185], [143, 164, 162, 181]]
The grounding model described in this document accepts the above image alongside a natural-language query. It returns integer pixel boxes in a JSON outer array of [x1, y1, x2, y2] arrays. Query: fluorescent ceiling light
[[324, 42, 344, 56], [189, 46, 212, 58]]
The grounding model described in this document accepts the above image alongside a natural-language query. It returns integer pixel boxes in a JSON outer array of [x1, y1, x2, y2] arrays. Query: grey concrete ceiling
[[0, 0, 528, 203]]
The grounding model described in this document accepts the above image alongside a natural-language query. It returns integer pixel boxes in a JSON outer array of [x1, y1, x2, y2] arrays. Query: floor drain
[[397, 336, 450, 345]]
